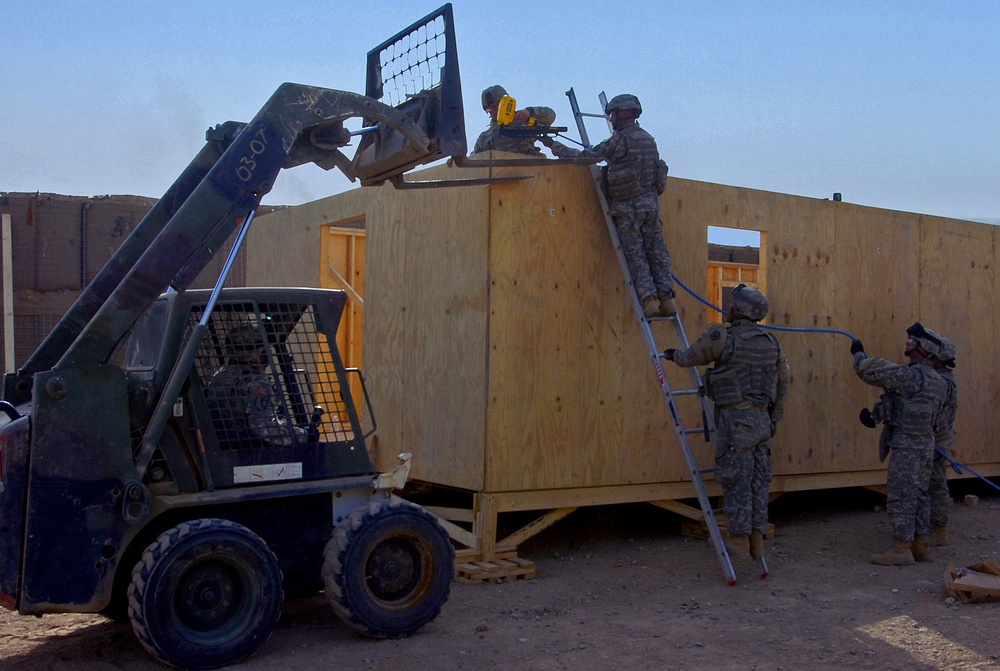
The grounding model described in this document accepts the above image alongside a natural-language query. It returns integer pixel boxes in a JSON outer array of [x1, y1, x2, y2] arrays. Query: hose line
[[672, 271, 998, 491]]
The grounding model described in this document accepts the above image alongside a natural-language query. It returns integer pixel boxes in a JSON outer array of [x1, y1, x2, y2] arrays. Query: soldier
[[207, 324, 309, 448], [928, 336, 958, 546], [663, 284, 790, 559], [853, 322, 949, 565], [473, 84, 556, 156], [542, 94, 675, 318]]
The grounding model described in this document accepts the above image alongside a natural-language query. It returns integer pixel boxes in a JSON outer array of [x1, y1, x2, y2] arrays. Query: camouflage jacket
[[674, 319, 790, 420], [473, 105, 556, 156], [854, 353, 948, 449], [207, 364, 306, 447], [547, 121, 664, 215]]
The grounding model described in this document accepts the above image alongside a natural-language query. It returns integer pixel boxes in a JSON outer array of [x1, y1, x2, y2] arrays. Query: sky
[[3, 1, 999, 233]]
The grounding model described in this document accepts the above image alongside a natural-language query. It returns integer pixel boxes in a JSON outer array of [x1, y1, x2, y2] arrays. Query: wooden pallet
[[455, 557, 536, 584]]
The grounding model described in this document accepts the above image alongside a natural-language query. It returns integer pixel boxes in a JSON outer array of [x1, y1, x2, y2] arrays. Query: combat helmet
[[731, 283, 769, 321], [481, 84, 507, 110], [937, 336, 956, 364], [226, 323, 267, 364], [905, 322, 945, 359], [605, 94, 642, 117]]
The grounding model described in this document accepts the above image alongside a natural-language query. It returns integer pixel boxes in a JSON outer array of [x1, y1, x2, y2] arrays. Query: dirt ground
[[3, 483, 999, 671]]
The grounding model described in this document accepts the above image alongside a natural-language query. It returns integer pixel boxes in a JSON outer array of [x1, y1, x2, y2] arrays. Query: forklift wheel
[[127, 519, 284, 670], [322, 498, 454, 638]]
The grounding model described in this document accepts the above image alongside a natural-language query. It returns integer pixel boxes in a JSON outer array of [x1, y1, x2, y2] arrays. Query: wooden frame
[[248, 158, 999, 564]]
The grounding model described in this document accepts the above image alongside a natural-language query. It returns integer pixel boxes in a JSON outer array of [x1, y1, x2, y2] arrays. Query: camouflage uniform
[[854, 353, 948, 541], [473, 105, 556, 156], [929, 346, 958, 530], [546, 122, 674, 304], [673, 319, 790, 537], [207, 363, 307, 448]]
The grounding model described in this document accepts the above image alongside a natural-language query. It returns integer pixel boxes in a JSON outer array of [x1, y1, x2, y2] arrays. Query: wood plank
[[496, 507, 577, 552], [434, 516, 478, 552], [649, 499, 705, 522], [422, 505, 475, 523]]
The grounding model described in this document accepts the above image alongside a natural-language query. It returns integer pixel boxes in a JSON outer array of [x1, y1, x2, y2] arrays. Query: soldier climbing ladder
[[564, 88, 767, 585]]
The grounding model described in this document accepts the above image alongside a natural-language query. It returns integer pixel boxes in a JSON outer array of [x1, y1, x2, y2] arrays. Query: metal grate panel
[[189, 301, 356, 451]]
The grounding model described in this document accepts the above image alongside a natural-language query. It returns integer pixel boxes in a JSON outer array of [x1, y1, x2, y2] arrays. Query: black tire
[[127, 519, 284, 670], [322, 498, 454, 638]]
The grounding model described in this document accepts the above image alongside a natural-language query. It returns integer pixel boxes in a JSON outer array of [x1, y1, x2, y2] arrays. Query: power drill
[[496, 95, 536, 126]]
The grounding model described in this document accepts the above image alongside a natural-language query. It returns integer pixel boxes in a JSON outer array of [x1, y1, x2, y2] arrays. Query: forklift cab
[[123, 287, 376, 495]]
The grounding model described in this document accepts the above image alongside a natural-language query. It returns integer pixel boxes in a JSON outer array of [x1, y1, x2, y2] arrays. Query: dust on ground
[[3, 484, 999, 671]]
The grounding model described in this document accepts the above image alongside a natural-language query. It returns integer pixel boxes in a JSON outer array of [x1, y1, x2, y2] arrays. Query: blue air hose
[[670, 272, 857, 340]]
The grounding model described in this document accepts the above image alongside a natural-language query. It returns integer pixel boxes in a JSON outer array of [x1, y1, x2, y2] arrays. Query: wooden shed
[[248, 157, 998, 568]]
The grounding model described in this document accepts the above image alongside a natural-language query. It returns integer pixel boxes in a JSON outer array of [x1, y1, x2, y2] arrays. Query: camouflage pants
[[714, 407, 773, 536], [613, 210, 673, 303], [928, 450, 951, 528], [885, 445, 933, 541]]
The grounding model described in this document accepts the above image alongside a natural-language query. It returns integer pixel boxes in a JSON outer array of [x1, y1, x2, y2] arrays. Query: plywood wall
[[249, 160, 998, 496]]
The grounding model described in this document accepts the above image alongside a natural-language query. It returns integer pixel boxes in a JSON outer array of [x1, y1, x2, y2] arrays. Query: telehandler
[[0, 5, 466, 668]]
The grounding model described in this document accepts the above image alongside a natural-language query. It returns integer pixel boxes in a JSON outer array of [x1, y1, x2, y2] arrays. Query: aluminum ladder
[[564, 88, 767, 584]]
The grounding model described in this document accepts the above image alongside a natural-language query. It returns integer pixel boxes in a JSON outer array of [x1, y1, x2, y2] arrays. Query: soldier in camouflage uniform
[[663, 285, 790, 559], [928, 336, 958, 546], [852, 322, 949, 565], [473, 85, 556, 156], [206, 324, 308, 448], [541, 94, 676, 318]]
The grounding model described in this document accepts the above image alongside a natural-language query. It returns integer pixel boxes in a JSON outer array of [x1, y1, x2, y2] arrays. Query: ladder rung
[[683, 427, 711, 436], [671, 388, 701, 397], [697, 466, 715, 475]]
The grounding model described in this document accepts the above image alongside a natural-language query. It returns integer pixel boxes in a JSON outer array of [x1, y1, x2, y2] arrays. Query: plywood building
[[248, 157, 997, 562]]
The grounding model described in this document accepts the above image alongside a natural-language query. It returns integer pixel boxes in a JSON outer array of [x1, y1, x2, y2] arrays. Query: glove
[[850, 339, 865, 355], [859, 407, 877, 428], [662, 348, 676, 361], [540, 135, 555, 147]]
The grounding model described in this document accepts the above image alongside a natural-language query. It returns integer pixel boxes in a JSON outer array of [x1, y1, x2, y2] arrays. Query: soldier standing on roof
[[662, 284, 790, 560], [928, 335, 958, 547], [852, 322, 949, 565], [473, 85, 556, 156], [542, 93, 675, 318]]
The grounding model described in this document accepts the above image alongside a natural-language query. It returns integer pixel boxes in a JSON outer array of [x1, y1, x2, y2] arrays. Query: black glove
[[307, 405, 325, 444], [859, 407, 877, 428], [850, 339, 865, 355], [662, 348, 676, 361]]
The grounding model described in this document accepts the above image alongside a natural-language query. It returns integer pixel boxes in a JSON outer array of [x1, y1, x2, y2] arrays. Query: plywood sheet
[[249, 165, 1000, 498]]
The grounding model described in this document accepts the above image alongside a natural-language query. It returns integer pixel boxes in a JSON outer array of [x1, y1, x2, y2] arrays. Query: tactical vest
[[873, 363, 947, 437], [603, 124, 661, 201], [703, 321, 781, 407]]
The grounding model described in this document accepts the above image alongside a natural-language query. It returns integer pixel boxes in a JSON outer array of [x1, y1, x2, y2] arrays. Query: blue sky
[[2, 1, 998, 228]]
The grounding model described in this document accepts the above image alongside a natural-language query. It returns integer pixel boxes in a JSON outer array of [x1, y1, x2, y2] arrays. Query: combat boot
[[870, 540, 915, 566], [659, 297, 678, 317], [749, 530, 765, 558], [911, 535, 933, 562], [642, 297, 660, 319], [725, 534, 750, 558], [930, 525, 949, 546]]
